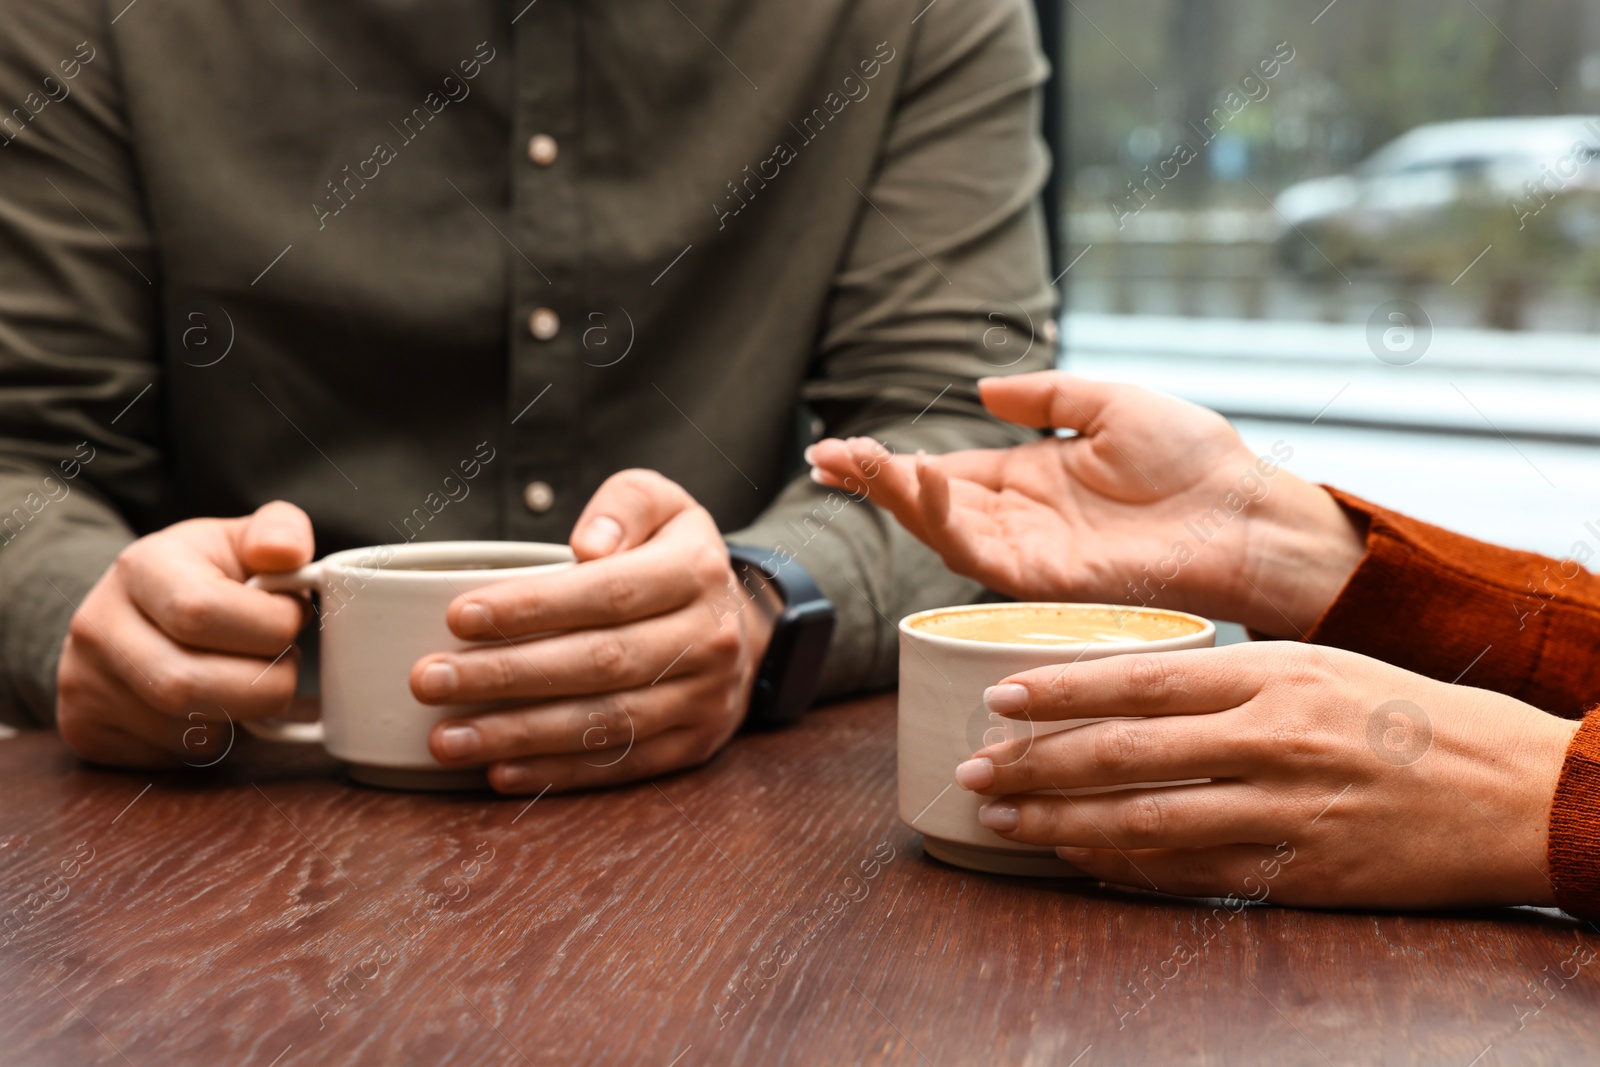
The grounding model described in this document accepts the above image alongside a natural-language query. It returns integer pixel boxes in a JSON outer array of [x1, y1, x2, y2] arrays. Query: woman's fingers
[[808, 439, 932, 538], [1057, 843, 1291, 899], [977, 783, 1285, 851], [987, 646, 1269, 723], [910, 453, 1009, 579], [979, 371, 1123, 432], [961, 712, 1254, 794]]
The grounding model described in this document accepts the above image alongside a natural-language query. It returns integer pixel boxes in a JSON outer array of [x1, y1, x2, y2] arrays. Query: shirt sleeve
[[727, 0, 1057, 699], [0, 1, 161, 727]]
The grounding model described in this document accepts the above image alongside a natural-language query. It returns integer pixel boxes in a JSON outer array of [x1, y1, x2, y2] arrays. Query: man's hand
[[56, 502, 313, 767], [414, 470, 775, 794], [955, 642, 1577, 910], [808, 371, 1366, 636]]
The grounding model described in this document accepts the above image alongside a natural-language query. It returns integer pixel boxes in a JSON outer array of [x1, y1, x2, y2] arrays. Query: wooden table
[[3, 694, 1597, 1066]]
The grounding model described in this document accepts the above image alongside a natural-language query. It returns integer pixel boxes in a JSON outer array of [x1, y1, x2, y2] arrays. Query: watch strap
[[725, 544, 835, 729]]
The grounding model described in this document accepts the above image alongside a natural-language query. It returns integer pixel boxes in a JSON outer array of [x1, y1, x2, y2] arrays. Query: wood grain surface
[[2, 693, 1598, 1067]]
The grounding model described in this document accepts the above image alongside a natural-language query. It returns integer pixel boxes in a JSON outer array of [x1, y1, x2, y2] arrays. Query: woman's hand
[[954, 642, 1578, 909], [807, 371, 1364, 637]]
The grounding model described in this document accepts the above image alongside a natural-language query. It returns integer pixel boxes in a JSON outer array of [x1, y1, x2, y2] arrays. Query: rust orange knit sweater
[[1310, 489, 1600, 918]]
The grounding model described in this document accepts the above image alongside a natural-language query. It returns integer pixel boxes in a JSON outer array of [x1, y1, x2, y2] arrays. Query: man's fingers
[[413, 602, 723, 704], [988, 646, 1266, 723], [448, 509, 717, 639], [1056, 843, 1285, 899], [966, 712, 1251, 794], [979, 783, 1283, 852], [56, 643, 191, 767], [120, 539, 306, 657], [570, 469, 697, 561], [979, 371, 1122, 433], [485, 726, 720, 794], [428, 681, 697, 767], [70, 590, 300, 718], [235, 500, 315, 574]]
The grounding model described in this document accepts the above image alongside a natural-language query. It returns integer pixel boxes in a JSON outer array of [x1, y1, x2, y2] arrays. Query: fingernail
[[459, 601, 495, 637], [803, 444, 817, 465], [955, 757, 995, 791], [977, 377, 998, 387], [978, 801, 1019, 833], [984, 684, 1029, 716], [584, 515, 623, 555], [494, 763, 531, 790], [419, 661, 458, 699], [1056, 846, 1092, 864], [436, 725, 479, 759], [809, 467, 828, 485]]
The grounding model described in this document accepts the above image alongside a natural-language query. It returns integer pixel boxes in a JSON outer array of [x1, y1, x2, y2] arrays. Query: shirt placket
[[508, 0, 583, 541]]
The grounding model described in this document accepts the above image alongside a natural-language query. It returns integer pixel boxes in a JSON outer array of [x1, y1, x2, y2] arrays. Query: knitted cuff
[[1548, 707, 1600, 920]]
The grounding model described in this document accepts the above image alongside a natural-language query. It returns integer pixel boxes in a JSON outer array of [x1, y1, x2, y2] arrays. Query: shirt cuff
[[1548, 707, 1600, 920]]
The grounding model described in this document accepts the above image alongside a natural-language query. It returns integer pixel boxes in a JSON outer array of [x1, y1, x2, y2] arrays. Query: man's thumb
[[237, 500, 315, 574]]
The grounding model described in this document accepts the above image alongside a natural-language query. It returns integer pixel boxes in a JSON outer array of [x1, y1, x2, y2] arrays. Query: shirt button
[[1042, 319, 1059, 348], [523, 481, 555, 514], [528, 308, 560, 341], [527, 134, 558, 166]]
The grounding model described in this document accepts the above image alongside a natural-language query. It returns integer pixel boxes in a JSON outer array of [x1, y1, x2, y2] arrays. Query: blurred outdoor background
[[1053, 0, 1600, 572]]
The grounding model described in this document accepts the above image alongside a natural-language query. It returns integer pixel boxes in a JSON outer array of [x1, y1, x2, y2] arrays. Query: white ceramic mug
[[245, 540, 575, 790], [898, 602, 1216, 876]]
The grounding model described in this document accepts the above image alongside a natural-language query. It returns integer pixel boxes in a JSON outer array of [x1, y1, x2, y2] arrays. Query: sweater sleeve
[[1548, 708, 1600, 921], [1304, 488, 1600, 919], [1305, 488, 1600, 718]]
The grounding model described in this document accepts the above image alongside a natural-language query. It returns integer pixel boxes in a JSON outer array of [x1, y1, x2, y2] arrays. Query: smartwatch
[[725, 543, 836, 730]]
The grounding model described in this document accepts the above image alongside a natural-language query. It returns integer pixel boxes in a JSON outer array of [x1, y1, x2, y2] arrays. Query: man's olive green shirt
[[0, 0, 1056, 727]]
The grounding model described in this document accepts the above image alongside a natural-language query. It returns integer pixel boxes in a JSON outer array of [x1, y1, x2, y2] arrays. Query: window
[[1055, 0, 1600, 565]]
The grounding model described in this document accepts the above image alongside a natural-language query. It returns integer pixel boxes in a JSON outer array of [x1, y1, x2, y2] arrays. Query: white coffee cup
[[898, 602, 1216, 876], [245, 540, 575, 790]]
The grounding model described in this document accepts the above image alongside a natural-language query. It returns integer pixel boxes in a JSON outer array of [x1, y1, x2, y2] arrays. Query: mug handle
[[241, 564, 326, 745]]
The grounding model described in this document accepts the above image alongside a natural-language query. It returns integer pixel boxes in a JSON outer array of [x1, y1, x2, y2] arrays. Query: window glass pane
[[1061, 0, 1600, 558]]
